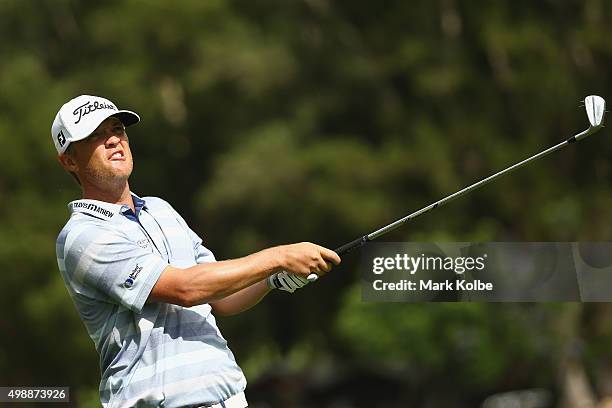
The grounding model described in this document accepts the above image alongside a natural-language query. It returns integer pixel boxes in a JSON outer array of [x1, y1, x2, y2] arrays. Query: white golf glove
[[267, 271, 310, 293]]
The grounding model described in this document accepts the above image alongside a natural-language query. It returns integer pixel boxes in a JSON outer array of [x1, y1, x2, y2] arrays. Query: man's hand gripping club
[[267, 242, 341, 293]]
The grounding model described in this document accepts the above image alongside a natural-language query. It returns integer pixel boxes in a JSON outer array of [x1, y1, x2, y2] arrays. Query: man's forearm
[[151, 248, 279, 307], [210, 280, 271, 316], [150, 242, 341, 307], [182, 249, 279, 304]]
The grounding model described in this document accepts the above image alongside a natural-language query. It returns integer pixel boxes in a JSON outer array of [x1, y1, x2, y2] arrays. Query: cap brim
[[111, 110, 140, 127]]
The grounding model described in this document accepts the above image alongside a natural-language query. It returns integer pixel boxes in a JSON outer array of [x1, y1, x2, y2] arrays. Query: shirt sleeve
[[62, 224, 168, 314]]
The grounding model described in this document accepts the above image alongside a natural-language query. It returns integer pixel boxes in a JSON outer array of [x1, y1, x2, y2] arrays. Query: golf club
[[307, 95, 606, 282]]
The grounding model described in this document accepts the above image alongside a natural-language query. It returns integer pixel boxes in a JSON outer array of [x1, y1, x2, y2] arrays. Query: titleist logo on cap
[[73, 100, 117, 124]]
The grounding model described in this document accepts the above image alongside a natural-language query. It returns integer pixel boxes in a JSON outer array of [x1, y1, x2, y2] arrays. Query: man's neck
[[82, 183, 134, 212]]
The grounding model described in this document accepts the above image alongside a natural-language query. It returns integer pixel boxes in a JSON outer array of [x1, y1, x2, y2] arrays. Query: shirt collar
[[68, 193, 147, 221], [122, 194, 147, 219]]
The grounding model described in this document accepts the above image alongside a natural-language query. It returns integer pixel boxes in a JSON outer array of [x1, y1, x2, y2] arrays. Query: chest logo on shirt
[[137, 238, 150, 249], [124, 264, 143, 289]]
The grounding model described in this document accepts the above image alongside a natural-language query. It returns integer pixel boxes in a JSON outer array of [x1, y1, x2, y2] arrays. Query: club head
[[575, 95, 606, 141], [585, 95, 606, 128]]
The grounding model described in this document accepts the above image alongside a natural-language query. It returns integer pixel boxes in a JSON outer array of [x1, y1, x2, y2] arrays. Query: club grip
[[307, 236, 370, 283], [334, 236, 369, 255]]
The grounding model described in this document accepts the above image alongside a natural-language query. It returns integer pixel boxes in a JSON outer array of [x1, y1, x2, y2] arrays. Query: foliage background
[[1, 0, 612, 407]]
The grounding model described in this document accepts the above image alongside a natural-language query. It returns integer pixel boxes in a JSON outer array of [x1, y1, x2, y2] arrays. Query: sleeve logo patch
[[124, 264, 143, 288]]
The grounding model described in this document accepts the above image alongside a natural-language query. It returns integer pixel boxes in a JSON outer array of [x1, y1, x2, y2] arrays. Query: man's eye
[[114, 126, 125, 134]]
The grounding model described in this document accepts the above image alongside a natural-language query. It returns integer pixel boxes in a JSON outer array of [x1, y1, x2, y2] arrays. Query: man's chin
[[108, 164, 133, 180], [82, 163, 133, 191], [89, 172, 131, 190], [112, 172, 132, 185]]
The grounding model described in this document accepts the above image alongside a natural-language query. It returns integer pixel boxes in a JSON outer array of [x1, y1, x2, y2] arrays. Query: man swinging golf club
[[53, 91, 605, 407], [53, 95, 341, 408]]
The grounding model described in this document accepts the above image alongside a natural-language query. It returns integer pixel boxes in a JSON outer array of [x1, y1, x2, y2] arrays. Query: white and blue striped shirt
[[56, 194, 247, 407]]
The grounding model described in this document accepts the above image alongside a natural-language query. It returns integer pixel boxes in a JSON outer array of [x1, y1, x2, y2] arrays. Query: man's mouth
[[109, 151, 125, 161]]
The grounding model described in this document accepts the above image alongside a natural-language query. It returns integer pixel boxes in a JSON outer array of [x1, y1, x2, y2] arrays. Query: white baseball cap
[[51, 94, 140, 154]]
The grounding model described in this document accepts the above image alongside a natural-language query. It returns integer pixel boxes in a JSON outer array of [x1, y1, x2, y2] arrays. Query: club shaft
[[369, 138, 570, 239], [334, 128, 591, 256]]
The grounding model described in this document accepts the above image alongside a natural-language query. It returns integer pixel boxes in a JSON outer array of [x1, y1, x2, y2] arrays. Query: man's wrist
[[260, 246, 285, 275]]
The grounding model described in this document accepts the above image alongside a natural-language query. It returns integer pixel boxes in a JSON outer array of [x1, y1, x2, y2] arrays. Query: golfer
[[53, 95, 341, 408]]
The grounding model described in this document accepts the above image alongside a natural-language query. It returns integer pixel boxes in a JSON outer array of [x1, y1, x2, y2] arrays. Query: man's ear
[[58, 152, 78, 173]]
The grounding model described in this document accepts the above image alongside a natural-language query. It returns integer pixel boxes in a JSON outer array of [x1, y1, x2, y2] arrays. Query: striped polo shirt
[[56, 194, 247, 407]]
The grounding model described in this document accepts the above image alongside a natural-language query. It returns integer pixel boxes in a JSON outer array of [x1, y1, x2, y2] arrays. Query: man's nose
[[105, 134, 121, 146]]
